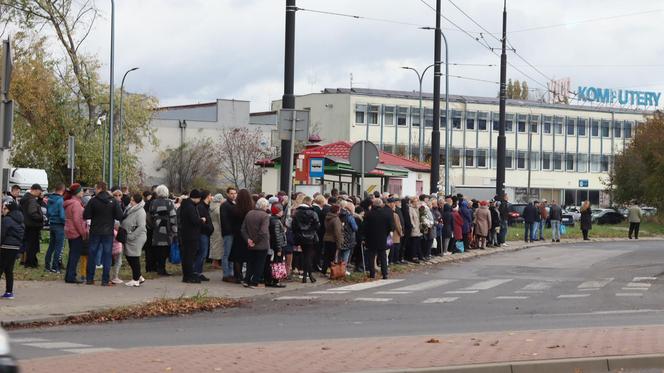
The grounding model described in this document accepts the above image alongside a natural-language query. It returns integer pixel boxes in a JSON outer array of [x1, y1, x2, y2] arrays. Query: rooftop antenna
[[350, 73, 354, 89]]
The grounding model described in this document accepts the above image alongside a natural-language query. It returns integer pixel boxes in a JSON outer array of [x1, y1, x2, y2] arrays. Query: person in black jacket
[[20, 184, 44, 268], [220, 187, 238, 282], [442, 203, 454, 254], [400, 198, 413, 261], [179, 190, 204, 283], [1, 199, 24, 299], [363, 198, 395, 279], [497, 193, 510, 246], [265, 203, 287, 288], [291, 197, 320, 283], [194, 190, 214, 282], [522, 201, 538, 243], [83, 182, 123, 286], [488, 200, 501, 247]]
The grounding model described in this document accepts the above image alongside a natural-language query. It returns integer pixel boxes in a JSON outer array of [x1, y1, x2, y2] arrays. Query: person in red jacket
[[452, 206, 464, 253], [64, 183, 88, 284]]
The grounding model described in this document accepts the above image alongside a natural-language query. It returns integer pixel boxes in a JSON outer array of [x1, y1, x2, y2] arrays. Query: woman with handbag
[[265, 204, 287, 288], [121, 194, 147, 287]]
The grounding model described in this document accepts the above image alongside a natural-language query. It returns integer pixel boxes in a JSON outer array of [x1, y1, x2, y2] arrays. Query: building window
[[517, 151, 527, 169], [590, 154, 601, 172], [411, 108, 421, 127], [506, 117, 514, 132], [530, 120, 539, 134], [505, 150, 514, 169], [476, 149, 487, 168], [452, 117, 462, 129], [518, 121, 527, 133], [601, 155, 609, 172], [424, 108, 433, 128], [613, 121, 622, 138], [466, 118, 475, 130], [601, 120, 610, 137], [543, 121, 552, 134], [577, 154, 588, 173], [465, 149, 475, 167], [553, 153, 562, 170], [566, 119, 575, 136], [530, 152, 540, 171], [542, 152, 552, 170], [554, 117, 563, 134], [397, 107, 408, 126], [478, 112, 489, 131], [368, 105, 379, 125], [577, 119, 587, 136], [452, 148, 461, 167], [441, 115, 447, 128], [591, 120, 599, 137], [624, 122, 632, 138], [565, 154, 575, 171], [355, 104, 366, 124], [384, 106, 395, 126]]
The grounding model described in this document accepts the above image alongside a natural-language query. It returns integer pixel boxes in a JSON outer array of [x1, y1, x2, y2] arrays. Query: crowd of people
[[0, 180, 647, 299]]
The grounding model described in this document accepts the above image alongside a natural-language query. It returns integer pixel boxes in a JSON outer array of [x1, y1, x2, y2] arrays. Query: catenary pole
[[430, 0, 442, 194], [108, 0, 115, 187], [496, 0, 507, 199], [280, 0, 297, 195]]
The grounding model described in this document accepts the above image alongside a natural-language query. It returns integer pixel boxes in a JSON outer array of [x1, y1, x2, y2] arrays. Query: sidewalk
[[2, 237, 659, 325], [19, 325, 664, 372]]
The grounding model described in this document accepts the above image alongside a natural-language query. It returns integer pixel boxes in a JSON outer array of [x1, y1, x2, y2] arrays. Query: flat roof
[[320, 88, 654, 115]]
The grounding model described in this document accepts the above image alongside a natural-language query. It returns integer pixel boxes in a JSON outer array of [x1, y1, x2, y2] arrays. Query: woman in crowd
[[408, 197, 422, 263], [266, 203, 287, 287], [149, 185, 178, 276], [442, 201, 454, 254], [122, 193, 147, 287], [64, 183, 88, 284], [580, 200, 592, 240], [1, 199, 24, 299], [241, 198, 271, 288], [322, 204, 343, 275], [431, 199, 443, 256], [110, 221, 124, 285], [209, 193, 224, 269], [474, 200, 492, 250], [230, 189, 253, 283], [452, 204, 464, 252]]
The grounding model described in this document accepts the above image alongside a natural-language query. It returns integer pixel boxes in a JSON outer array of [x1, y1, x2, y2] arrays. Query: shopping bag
[[169, 241, 181, 264], [455, 241, 465, 253], [559, 224, 567, 236], [329, 261, 347, 280], [270, 262, 288, 280]]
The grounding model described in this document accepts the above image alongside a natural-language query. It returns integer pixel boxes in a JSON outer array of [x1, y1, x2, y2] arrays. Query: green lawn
[[506, 220, 664, 242]]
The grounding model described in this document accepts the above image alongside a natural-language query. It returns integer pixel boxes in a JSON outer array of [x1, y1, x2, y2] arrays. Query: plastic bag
[[169, 241, 181, 264], [455, 240, 465, 253], [559, 224, 567, 236]]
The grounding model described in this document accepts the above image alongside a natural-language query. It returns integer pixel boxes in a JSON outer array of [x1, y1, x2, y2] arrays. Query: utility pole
[[430, 0, 442, 194], [108, 0, 116, 187], [280, 0, 296, 194], [496, 0, 507, 199]]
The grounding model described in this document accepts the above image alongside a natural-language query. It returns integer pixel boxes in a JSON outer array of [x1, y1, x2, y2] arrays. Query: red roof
[[302, 141, 430, 172]]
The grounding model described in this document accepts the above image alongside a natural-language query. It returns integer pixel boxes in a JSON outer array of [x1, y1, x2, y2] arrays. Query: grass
[[506, 218, 664, 242]]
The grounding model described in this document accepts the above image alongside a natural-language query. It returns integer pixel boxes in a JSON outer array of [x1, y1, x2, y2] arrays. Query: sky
[[67, 0, 664, 111]]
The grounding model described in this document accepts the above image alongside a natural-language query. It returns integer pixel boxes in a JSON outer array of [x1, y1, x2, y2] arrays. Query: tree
[[520, 81, 529, 99], [218, 128, 275, 192], [611, 111, 664, 209], [158, 139, 221, 194], [505, 79, 514, 98], [503, 79, 530, 100], [512, 79, 522, 99]]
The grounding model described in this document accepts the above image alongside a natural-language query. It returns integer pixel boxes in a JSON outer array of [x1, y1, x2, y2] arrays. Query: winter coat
[[83, 191, 123, 236], [409, 205, 421, 237], [291, 205, 320, 246], [179, 198, 202, 242], [392, 210, 403, 244], [580, 207, 593, 230], [628, 206, 642, 223], [314, 204, 329, 247], [395, 206, 406, 238], [549, 204, 563, 221], [323, 212, 343, 250], [340, 210, 358, 251], [522, 203, 538, 224], [209, 201, 223, 260], [198, 202, 214, 237], [442, 204, 453, 239], [121, 201, 147, 257], [419, 204, 433, 235], [490, 206, 501, 229], [220, 200, 238, 237], [1, 210, 24, 249], [241, 208, 270, 251], [538, 204, 548, 221], [474, 205, 492, 237], [149, 197, 178, 247], [64, 197, 88, 240], [269, 215, 287, 253], [460, 200, 473, 234], [46, 193, 65, 225], [498, 200, 510, 221], [20, 192, 44, 228], [452, 210, 464, 240], [363, 205, 395, 251], [401, 199, 413, 235]]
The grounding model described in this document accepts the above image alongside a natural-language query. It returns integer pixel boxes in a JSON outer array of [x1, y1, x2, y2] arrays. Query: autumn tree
[[158, 139, 221, 194], [218, 128, 274, 192], [504, 79, 529, 100]]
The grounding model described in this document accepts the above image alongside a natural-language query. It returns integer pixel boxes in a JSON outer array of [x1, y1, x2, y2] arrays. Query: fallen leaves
[[547, 344, 565, 349], [426, 338, 440, 344]]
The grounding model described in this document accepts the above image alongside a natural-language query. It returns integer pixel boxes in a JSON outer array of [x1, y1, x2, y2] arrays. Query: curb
[[361, 353, 664, 373]]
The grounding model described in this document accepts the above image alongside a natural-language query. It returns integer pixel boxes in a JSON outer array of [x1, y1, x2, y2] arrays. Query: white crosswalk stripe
[[464, 279, 513, 290], [23, 342, 91, 349], [495, 296, 528, 300], [578, 278, 614, 291], [331, 279, 404, 292], [558, 294, 591, 299], [274, 296, 319, 301], [63, 348, 116, 354], [422, 297, 458, 304], [355, 297, 392, 302], [391, 279, 456, 292]]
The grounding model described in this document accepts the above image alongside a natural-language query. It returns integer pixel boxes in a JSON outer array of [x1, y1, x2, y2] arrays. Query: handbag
[[116, 227, 128, 244], [270, 262, 288, 280], [169, 241, 181, 264], [329, 260, 347, 280]]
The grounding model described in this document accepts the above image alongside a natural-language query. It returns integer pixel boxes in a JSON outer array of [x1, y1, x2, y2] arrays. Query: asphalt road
[[11, 239, 664, 360]]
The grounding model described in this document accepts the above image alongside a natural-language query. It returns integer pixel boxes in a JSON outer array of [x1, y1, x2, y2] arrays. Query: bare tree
[[218, 128, 274, 192], [158, 139, 221, 193]]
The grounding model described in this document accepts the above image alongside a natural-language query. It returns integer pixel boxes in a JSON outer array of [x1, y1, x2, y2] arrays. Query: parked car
[[642, 207, 658, 217], [508, 203, 527, 225], [564, 207, 581, 221], [0, 327, 17, 373], [592, 209, 625, 224]]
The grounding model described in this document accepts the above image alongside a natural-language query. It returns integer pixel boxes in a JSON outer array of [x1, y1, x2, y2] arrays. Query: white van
[[4, 168, 49, 193]]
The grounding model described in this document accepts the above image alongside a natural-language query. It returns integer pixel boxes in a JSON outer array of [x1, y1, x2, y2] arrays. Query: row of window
[[355, 105, 637, 139]]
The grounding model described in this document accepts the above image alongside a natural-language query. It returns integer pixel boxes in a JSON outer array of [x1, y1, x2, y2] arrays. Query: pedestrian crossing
[[271, 275, 659, 305], [11, 337, 115, 355]]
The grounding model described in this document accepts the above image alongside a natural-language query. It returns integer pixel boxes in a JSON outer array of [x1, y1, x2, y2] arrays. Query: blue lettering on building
[[577, 86, 661, 107]]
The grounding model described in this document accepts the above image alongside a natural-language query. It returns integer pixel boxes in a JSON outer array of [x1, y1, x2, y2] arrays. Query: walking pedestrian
[[241, 198, 271, 288], [149, 185, 178, 276], [363, 198, 395, 279], [628, 201, 642, 239], [84, 182, 123, 286], [220, 187, 238, 282], [291, 196, 320, 283], [580, 200, 592, 240], [1, 199, 24, 299], [195, 190, 214, 282], [549, 200, 562, 243], [179, 190, 204, 283], [64, 183, 88, 284], [20, 184, 44, 268], [121, 193, 147, 287], [209, 194, 224, 269], [44, 183, 66, 273]]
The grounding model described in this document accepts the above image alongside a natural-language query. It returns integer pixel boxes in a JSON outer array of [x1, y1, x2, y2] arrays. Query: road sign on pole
[[349, 140, 379, 196], [279, 109, 310, 217]]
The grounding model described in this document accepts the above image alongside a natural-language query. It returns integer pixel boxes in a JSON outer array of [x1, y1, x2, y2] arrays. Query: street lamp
[[421, 25, 450, 195], [118, 67, 139, 188], [97, 113, 107, 182], [401, 64, 434, 162], [108, 0, 116, 187]]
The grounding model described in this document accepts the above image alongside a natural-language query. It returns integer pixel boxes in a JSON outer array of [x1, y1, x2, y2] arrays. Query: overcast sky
[[74, 0, 664, 111]]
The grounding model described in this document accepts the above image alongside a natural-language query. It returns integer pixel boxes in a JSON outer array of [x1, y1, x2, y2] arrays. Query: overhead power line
[[510, 9, 663, 33], [295, 6, 429, 28]]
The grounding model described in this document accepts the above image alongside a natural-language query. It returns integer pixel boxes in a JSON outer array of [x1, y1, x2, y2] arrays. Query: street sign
[[278, 109, 309, 141], [309, 158, 324, 178], [579, 179, 589, 188], [349, 140, 379, 174]]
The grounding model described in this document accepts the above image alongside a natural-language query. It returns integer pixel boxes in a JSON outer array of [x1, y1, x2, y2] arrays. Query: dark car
[[592, 209, 625, 225], [508, 203, 527, 225]]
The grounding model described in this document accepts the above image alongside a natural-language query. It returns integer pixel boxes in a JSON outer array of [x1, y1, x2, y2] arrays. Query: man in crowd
[[363, 198, 395, 279], [44, 183, 66, 273], [522, 200, 538, 244], [220, 187, 238, 282], [179, 190, 204, 283], [10, 185, 21, 203], [497, 193, 510, 247], [84, 182, 123, 286], [549, 199, 562, 243], [195, 190, 214, 282], [149, 185, 178, 276], [20, 184, 45, 268]]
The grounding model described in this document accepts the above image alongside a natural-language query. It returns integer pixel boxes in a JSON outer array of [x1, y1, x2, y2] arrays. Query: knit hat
[[271, 203, 283, 215], [480, 200, 489, 206], [189, 189, 202, 199], [268, 196, 279, 205], [69, 183, 82, 195], [3, 198, 18, 211]]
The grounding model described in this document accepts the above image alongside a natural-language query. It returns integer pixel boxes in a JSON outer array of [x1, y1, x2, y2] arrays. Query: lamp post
[[401, 64, 434, 162], [421, 22, 450, 195], [118, 67, 139, 188], [108, 0, 116, 187]]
